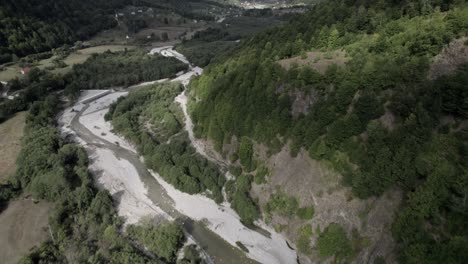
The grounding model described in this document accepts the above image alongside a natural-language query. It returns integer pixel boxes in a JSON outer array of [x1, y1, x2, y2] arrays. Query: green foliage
[[435, 64, 468, 118], [297, 225, 312, 254], [107, 83, 225, 203], [188, 1, 468, 261], [317, 223, 353, 261], [128, 222, 185, 263], [254, 164, 269, 184], [65, 50, 187, 99], [232, 191, 261, 225], [0, 69, 65, 123], [353, 93, 383, 123], [177, 245, 205, 264], [297, 206, 315, 220], [176, 27, 236, 67], [0, 0, 127, 61], [13, 97, 87, 200], [12, 95, 157, 262], [239, 137, 256, 171], [266, 191, 298, 217], [227, 174, 260, 225]]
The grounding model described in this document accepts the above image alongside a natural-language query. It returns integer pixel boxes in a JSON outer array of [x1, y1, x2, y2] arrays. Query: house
[[21, 67, 30, 75]]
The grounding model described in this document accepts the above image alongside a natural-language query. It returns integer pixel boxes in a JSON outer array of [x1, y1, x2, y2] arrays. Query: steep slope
[[0, 0, 130, 62], [188, 0, 468, 262]]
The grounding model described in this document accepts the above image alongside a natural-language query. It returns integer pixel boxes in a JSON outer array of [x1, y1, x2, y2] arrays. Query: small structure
[[21, 67, 30, 75]]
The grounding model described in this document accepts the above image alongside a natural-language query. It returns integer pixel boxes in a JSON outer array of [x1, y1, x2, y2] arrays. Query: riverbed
[[58, 46, 297, 264]]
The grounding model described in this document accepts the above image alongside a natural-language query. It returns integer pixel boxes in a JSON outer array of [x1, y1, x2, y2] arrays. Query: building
[[21, 67, 30, 75]]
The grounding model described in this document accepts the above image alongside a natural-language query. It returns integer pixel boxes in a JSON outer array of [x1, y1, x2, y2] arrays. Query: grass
[[0, 65, 21, 82], [53, 45, 135, 75], [297, 224, 313, 254], [0, 45, 135, 81], [0, 112, 26, 182], [297, 206, 315, 220], [0, 199, 52, 264]]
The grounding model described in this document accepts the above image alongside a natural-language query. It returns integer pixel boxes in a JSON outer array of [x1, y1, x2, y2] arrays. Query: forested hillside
[[0, 0, 131, 63], [189, 0, 468, 262]]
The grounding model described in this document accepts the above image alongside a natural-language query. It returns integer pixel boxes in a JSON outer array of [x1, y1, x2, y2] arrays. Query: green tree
[[317, 223, 353, 260]]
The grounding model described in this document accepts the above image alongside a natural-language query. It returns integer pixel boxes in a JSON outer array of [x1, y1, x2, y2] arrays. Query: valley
[[60, 47, 297, 264], [0, 0, 467, 264]]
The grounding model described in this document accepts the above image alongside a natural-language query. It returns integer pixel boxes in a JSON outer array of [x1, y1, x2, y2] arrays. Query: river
[[58, 47, 297, 264]]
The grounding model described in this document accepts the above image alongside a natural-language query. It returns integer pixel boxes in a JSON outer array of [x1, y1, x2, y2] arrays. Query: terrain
[[0, 1, 303, 263], [0, 112, 25, 181], [0, 199, 52, 264], [187, 0, 468, 263], [0, 0, 466, 263], [0, 111, 52, 264]]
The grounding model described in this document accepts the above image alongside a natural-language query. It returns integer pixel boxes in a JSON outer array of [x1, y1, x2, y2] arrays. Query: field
[[0, 64, 21, 82], [0, 45, 134, 82], [0, 112, 26, 182], [0, 199, 52, 264], [52, 45, 135, 75], [89, 13, 209, 48], [0, 112, 52, 264]]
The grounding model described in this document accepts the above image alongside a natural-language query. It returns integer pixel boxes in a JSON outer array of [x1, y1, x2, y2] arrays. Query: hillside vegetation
[[0, 0, 129, 63], [106, 83, 226, 203], [64, 50, 187, 99], [189, 0, 468, 262]]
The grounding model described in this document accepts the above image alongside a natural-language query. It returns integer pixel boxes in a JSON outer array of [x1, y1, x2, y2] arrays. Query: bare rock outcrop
[[428, 37, 468, 80]]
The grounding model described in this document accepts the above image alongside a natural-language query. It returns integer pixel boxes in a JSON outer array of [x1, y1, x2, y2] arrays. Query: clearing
[[0, 199, 52, 264], [278, 50, 349, 74], [0, 45, 134, 82], [44, 45, 135, 75], [0, 112, 26, 182]]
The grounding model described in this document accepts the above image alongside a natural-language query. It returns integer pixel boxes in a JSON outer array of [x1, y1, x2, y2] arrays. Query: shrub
[[317, 223, 353, 260]]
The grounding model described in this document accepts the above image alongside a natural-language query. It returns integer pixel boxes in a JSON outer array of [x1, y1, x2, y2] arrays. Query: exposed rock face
[[250, 145, 402, 264], [291, 89, 319, 118], [277, 50, 349, 74], [428, 37, 468, 80]]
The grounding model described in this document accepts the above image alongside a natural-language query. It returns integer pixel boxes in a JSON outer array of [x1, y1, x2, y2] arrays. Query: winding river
[[59, 47, 297, 264]]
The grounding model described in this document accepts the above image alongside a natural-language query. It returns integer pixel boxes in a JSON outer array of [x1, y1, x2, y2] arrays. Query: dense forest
[[189, 0, 468, 262], [64, 50, 188, 99], [0, 0, 130, 63]]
